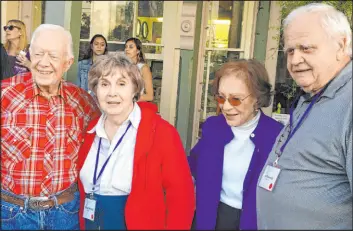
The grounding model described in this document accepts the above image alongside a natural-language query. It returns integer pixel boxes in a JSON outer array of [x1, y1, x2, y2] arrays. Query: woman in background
[[124, 37, 154, 102], [77, 34, 108, 92], [189, 59, 283, 230], [3, 19, 31, 75]]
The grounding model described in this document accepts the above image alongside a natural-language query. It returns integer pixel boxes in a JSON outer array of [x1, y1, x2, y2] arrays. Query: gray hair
[[283, 3, 352, 57], [30, 24, 74, 59], [88, 53, 145, 101]]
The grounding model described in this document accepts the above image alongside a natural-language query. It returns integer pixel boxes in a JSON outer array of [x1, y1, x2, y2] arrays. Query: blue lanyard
[[275, 82, 332, 162], [93, 122, 132, 186]]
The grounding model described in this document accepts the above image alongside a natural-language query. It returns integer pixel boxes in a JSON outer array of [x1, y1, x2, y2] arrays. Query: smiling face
[[92, 37, 106, 56], [30, 29, 73, 88], [124, 40, 139, 63], [96, 68, 136, 117], [284, 13, 344, 94], [218, 74, 258, 127]]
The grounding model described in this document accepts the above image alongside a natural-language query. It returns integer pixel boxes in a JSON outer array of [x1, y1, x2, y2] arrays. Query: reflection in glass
[[78, 41, 90, 61], [273, 51, 301, 114], [149, 60, 163, 111], [136, 19, 141, 37], [80, 1, 92, 39], [79, 1, 164, 45], [199, 51, 243, 137], [78, 1, 165, 110], [141, 22, 149, 39], [138, 1, 163, 17], [108, 1, 134, 42], [136, 1, 164, 43], [206, 1, 244, 49], [142, 45, 162, 55], [152, 22, 162, 44]]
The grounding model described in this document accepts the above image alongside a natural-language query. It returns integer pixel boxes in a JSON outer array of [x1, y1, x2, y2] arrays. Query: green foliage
[[274, 1, 352, 102]]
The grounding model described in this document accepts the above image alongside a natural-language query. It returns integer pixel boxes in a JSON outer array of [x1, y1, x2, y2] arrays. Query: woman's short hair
[[213, 59, 273, 108], [4, 19, 28, 55], [88, 53, 145, 101]]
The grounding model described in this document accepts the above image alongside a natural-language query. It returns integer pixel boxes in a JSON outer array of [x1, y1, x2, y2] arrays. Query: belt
[[1, 184, 78, 211]]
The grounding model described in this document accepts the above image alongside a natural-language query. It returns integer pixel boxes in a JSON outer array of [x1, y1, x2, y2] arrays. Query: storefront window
[[107, 1, 134, 42], [272, 25, 301, 123], [79, 1, 164, 59], [199, 50, 242, 137], [198, 1, 247, 138], [78, 1, 165, 109], [136, 1, 163, 46], [206, 1, 244, 49]]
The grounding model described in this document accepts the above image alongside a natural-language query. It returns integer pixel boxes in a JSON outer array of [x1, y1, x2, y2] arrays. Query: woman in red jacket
[[77, 53, 195, 230]]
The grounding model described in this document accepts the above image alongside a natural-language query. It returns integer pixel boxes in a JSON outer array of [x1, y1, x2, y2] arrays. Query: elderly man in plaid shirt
[[1, 24, 101, 230]]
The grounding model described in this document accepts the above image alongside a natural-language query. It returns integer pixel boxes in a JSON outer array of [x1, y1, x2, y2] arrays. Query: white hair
[[30, 24, 74, 59], [283, 3, 352, 57]]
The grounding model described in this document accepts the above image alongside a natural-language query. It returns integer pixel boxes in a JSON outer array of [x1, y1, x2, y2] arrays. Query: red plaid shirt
[[1, 72, 101, 196]]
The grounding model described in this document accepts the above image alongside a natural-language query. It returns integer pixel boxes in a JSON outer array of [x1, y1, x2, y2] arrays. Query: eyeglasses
[[3, 25, 20, 31], [215, 93, 252, 106]]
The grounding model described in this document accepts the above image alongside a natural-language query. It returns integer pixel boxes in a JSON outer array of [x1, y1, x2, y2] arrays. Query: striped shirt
[[1, 72, 101, 196], [256, 61, 352, 229]]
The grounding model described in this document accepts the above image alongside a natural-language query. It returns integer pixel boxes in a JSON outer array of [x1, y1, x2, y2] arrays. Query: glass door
[[78, 1, 176, 112], [192, 1, 258, 146]]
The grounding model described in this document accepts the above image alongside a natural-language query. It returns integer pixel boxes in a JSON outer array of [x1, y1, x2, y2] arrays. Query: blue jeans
[[1, 189, 80, 230]]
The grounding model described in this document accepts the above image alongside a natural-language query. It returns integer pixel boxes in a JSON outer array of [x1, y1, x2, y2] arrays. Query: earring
[[254, 104, 259, 114]]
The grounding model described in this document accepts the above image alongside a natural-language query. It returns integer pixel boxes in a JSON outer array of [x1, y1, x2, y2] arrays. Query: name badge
[[83, 198, 96, 221], [258, 165, 281, 192]]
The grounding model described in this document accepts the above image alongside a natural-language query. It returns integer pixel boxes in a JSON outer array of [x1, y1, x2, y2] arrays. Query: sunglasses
[[3, 25, 20, 31], [215, 93, 252, 106]]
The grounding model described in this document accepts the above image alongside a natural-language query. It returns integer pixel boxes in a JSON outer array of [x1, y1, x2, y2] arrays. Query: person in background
[[188, 59, 283, 230], [1, 43, 14, 79], [1, 24, 101, 230], [77, 53, 195, 230], [124, 37, 154, 102], [256, 3, 352, 230], [77, 34, 108, 92], [3, 19, 31, 75]]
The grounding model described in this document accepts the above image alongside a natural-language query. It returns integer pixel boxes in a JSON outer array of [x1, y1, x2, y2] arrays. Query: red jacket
[[77, 102, 195, 230]]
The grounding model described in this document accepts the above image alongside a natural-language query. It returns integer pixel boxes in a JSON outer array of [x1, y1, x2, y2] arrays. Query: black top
[[1, 43, 15, 80]]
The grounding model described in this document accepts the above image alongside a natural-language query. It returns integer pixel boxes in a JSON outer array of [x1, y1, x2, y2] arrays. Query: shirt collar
[[24, 73, 69, 101], [231, 110, 260, 132], [298, 60, 352, 104], [301, 61, 352, 102], [321, 60, 352, 99], [87, 102, 141, 135]]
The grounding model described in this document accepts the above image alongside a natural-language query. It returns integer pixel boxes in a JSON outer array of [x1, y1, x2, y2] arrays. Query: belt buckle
[[28, 196, 51, 210]]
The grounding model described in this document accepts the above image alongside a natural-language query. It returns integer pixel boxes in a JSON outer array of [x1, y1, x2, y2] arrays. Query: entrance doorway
[[78, 1, 181, 119], [191, 1, 258, 146]]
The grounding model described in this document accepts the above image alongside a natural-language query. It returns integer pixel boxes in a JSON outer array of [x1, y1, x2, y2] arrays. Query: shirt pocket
[[65, 128, 83, 160], [1, 126, 33, 161]]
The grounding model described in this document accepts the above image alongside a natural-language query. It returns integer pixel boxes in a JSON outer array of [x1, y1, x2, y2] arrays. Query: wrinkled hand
[[16, 54, 31, 69]]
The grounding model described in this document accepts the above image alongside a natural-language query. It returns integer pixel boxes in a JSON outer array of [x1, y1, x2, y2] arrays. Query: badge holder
[[83, 188, 98, 221], [259, 157, 281, 192]]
